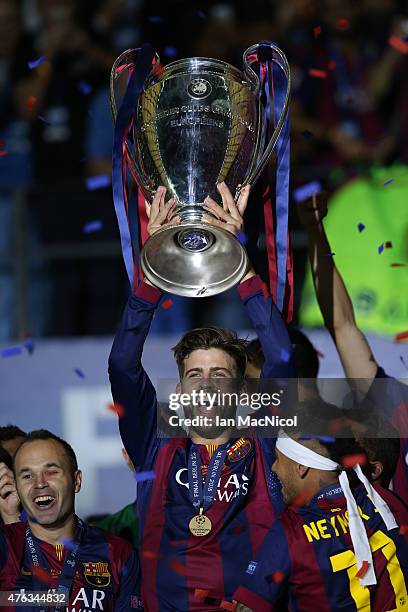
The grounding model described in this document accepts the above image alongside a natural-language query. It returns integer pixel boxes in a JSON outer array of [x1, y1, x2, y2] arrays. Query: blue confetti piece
[[134, 471, 156, 482], [24, 339, 35, 355], [383, 178, 394, 187], [236, 230, 247, 245], [148, 15, 162, 23], [85, 175, 111, 190], [82, 220, 103, 234], [357, 223, 365, 233], [78, 81, 92, 95], [74, 368, 85, 378], [280, 349, 291, 363], [378, 243, 384, 254], [293, 181, 322, 203], [164, 46, 177, 58], [28, 56, 47, 69], [317, 436, 336, 443], [1, 346, 22, 358], [62, 538, 76, 550]]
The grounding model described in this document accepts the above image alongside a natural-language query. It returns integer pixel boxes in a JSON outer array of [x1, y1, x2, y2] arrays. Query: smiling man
[[0, 430, 141, 611]]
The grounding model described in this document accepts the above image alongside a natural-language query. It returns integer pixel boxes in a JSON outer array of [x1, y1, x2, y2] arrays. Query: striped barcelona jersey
[[234, 484, 408, 611], [0, 520, 141, 611]]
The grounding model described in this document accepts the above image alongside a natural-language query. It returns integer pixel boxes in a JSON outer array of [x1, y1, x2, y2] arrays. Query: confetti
[[378, 243, 384, 254], [82, 220, 103, 234], [395, 331, 408, 343], [164, 46, 177, 58], [236, 230, 247, 245], [161, 298, 173, 310], [293, 181, 322, 203], [391, 263, 406, 267], [336, 18, 350, 30], [170, 559, 188, 575], [220, 601, 235, 611], [107, 402, 125, 417], [388, 35, 408, 55], [134, 470, 156, 482], [1, 346, 22, 358], [85, 175, 111, 190], [78, 81, 92, 95], [355, 560, 369, 579], [385, 241, 393, 249], [28, 56, 47, 69], [27, 95, 37, 110], [301, 130, 314, 139], [24, 339, 35, 355], [308, 68, 328, 79], [74, 368, 85, 378], [341, 453, 367, 469], [383, 178, 394, 186], [268, 570, 285, 583], [399, 525, 408, 535], [313, 25, 322, 39], [148, 15, 163, 23], [357, 223, 365, 233]]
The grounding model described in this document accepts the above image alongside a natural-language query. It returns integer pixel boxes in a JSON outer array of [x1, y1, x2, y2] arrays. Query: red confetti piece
[[355, 560, 369, 579], [162, 298, 173, 310], [313, 25, 322, 39], [290, 489, 314, 508], [170, 559, 188, 576], [271, 570, 285, 583], [27, 95, 37, 110], [399, 525, 408, 535], [107, 402, 125, 417], [395, 331, 408, 343], [115, 64, 127, 75], [31, 564, 51, 584], [341, 453, 367, 469], [328, 60, 336, 70], [221, 601, 236, 611], [308, 68, 328, 79], [194, 589, 209, 600], [336, 18, 350, 30], [388, 35, 408, 55]]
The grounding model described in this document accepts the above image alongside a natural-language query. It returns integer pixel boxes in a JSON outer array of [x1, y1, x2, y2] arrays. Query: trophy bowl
[[110, 44, 290, 297]]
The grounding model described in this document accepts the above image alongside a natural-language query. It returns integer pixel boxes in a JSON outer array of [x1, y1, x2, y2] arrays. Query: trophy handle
[[241, 43, 291, 189]]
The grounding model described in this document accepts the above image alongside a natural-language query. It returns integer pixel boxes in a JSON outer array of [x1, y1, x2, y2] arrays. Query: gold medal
[[189, 508, 212, 537]]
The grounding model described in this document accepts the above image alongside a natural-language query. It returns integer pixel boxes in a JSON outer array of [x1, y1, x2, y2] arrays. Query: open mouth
[[33, 495, 56, 509]]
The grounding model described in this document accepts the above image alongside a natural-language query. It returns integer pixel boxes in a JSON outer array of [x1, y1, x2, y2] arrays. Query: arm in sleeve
[[115, 546, 143, 611], [237, 275, 295, 379], [108, 282, 162, 469], [233, 521, 290, 612]]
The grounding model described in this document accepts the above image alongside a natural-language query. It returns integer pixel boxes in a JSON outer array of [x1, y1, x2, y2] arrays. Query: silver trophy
[[110, 43, 290, 297]]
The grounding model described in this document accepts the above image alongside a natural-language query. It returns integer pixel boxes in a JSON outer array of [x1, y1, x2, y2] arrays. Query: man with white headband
[[234, 427, 408, 611]]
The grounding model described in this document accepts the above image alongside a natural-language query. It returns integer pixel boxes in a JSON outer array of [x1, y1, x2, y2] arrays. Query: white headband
[[276, 430, 398, 586]]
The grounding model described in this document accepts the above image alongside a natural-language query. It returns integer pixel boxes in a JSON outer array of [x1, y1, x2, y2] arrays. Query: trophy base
[[140, 223, 248, 297]]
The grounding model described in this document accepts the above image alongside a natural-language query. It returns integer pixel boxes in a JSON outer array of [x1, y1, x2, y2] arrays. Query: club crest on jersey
[[83, 561, 111, 587], [227, 438, 251, 462], [246, 561, 258, 575]]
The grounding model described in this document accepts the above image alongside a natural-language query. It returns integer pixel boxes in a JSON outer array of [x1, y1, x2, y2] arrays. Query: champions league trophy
[[110, 43, 290, 298]]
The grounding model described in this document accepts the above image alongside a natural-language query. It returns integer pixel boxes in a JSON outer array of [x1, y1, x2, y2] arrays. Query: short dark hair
[[172, 326, 248, 379], [0, 447, 13, 470], [0, 425, 27, 442], [14, 430, 78, 476]]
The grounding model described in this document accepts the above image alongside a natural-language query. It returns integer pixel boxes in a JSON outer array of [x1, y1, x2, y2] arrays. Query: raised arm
[[108, 282, 162, 469], [298, 194, 378, 388]]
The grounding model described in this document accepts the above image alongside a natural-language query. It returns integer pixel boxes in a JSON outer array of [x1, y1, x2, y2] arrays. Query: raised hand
[[145, 186, 180, 236], [0, 462, 20, 524], [202, 182, 250, 236]]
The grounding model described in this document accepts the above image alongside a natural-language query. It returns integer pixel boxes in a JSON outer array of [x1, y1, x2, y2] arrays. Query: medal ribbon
[[25, 517, 85, 611], [188, 443, 229, 513]]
